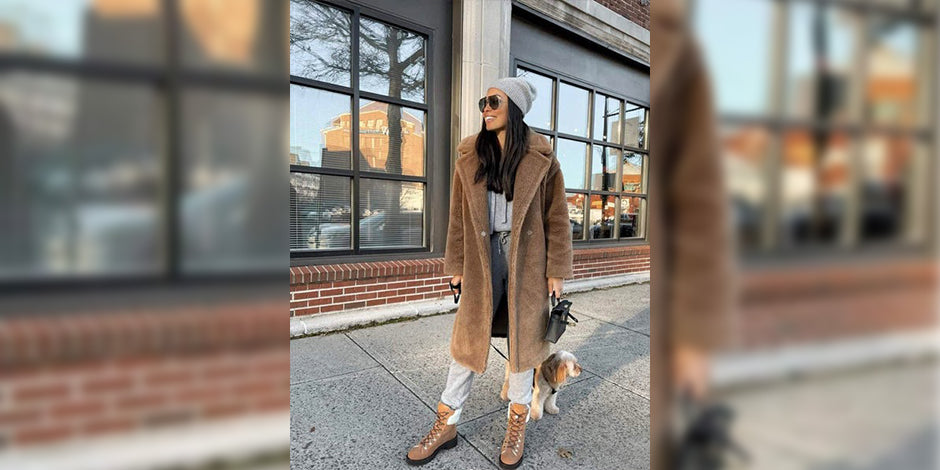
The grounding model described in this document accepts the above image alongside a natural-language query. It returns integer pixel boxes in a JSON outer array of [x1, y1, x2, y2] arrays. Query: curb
[[0, 412, 288, 470], [711, 329, 940, 389]]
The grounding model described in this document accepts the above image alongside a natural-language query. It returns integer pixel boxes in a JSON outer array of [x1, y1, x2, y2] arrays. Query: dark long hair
[[473, 99, 530, 201]]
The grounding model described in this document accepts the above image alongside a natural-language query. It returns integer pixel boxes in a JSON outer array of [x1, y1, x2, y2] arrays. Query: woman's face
[[482, 87, 509, 133]]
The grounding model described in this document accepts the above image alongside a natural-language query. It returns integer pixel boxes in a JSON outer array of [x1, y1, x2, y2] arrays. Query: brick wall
[[290, 245, 651, 317], [595, 0, 649, 29], [0, 300, 287, 448], [733, 259, 937, 350]]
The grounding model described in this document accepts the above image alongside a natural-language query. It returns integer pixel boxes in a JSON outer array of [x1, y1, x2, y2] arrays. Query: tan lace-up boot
[[405, 401, 461, 465], [498, 402, 530, 469]]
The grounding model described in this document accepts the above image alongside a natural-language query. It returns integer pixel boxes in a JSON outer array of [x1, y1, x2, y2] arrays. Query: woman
[[405, 77, 573, 468]]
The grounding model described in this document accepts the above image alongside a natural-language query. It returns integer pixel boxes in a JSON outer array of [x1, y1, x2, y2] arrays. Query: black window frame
[[690, 0, 938, 264], [289, 0, 434, 259], [0, 0, 286, 289], [512, 59, 650, 245]]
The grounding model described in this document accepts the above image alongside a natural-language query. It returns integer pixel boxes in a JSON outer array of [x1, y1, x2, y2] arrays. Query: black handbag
[[544, 292, 577, 343], [448, 280, 461, 303], [675, 393, 749, 470]]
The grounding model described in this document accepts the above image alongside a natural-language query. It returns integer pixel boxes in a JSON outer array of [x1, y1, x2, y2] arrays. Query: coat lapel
[[455, 132, 553, 249]]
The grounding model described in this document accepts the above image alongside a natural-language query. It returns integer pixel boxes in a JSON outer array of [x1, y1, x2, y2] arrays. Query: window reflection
[[357, 100, 425, 176], [779, 130, 850, 246], [291, 173, 351, 250], [860, 135, 924, 243], [359, 16, 426, 103], [517, 68, 553, 130], [721, 125, 771, 250], [290, 0, 351, 86], [623, 104, 646, 149], [557, 82, 589, 137], [290, 3, 428, 254], [591, 146, 618, 192], [290, 85, 351, 169], [182, 0, 284, 75], [0, 0, 164, 64], [695, 0, 935, 256], [566, 193, 586, 241], [622, 152, 643, 193], [514, 66, 648, 242], [556, 139, 587, 190], [593, 93, 622, 143], [695, 0, 774, 115], [588, 195, 616, 239], [0, 73, 164, 277], [182, 88, 285, 272], [866, 18, 920, 127], [785, 3, 860, 123], [359, 179, 424, 248], [620, 197, 645, 238]]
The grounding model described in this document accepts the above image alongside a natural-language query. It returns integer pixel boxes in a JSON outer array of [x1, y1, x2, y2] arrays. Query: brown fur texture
[[444, 131, 573, 374]]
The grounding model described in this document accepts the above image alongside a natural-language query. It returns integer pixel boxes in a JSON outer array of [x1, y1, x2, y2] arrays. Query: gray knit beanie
[[488, 77, 538, 115]]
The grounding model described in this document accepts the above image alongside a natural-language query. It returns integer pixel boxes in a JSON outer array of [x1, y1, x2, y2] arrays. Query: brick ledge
[[289, 244, 650, 285]]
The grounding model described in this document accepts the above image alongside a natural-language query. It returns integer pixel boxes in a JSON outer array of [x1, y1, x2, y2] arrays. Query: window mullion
[[761, 0, 790, 252], [351, 7, 361, 255]]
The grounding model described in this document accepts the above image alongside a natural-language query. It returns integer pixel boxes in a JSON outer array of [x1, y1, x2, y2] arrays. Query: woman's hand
[[547, 277, 563, 298], [450, 275, 463, 288], [672, 343, 710, 401]]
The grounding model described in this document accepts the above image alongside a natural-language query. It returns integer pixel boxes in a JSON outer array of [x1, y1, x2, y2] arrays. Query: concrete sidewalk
[[290, 283, 651, 469]]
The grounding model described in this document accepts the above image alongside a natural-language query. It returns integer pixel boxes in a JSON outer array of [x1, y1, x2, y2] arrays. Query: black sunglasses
[[478, 95, 503, 112]]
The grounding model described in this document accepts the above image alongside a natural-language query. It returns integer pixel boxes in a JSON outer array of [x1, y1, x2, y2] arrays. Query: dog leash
[[490, 342, 508, 361]]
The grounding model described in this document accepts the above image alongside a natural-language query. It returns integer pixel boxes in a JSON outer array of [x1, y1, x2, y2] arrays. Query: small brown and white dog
[[500, 351, 582, 420]]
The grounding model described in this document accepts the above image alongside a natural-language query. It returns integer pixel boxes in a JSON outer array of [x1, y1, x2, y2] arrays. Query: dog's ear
[[546, 354, 569, 384], [540, 353, 562, 385], [555, 360, 568, 384]]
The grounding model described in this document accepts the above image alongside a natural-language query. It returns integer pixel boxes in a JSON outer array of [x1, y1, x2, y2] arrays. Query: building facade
[[693, 0, 938, 354], [289, 0, 653, 324]]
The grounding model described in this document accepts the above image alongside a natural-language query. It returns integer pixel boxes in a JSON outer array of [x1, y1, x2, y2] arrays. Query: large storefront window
[[0, 0, 284, 279], [516, 64, 649, 243], [696, 0, 935, 255], [290, 0, 429, 255]]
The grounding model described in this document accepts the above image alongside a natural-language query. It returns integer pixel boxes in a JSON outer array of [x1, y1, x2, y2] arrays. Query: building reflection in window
[[588, 194, 616, 240]]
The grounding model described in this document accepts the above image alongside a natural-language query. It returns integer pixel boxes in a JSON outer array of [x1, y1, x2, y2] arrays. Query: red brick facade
[[735, 259, 937, 350], [290, 245, 651, 317], [0, 301, 287, 448], [595, 0, 649, 29]]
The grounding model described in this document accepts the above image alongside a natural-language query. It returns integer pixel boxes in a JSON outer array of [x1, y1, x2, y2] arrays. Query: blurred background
[[687, 0, 938, 468], [0, 1, 287, 469]]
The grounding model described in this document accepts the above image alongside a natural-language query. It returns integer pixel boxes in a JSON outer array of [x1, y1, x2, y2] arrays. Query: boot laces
[[419, 409, 450, 448], [502, 408, 527, 450]]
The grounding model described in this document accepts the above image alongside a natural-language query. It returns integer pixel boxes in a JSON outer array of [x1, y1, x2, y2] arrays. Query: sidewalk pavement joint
[[344, 331, 500, 466], [290, 283, 652, 469], [290, 364, 384, 387]]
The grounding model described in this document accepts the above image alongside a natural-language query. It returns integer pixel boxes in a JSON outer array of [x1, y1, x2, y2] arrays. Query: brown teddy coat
[[443, 131, 573, 374]]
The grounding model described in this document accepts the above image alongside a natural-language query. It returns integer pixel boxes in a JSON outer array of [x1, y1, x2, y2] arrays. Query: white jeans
[[439, 350, 534, 411]]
